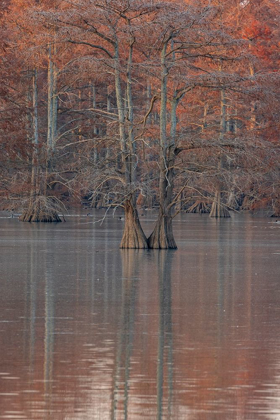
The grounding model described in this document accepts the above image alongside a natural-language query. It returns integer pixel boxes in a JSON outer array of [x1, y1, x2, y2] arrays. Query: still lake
[[0, 212, 279, 420]]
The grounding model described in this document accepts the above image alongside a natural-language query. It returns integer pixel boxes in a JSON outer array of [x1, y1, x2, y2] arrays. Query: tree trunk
[[114, 39, 147, 248], [30, 68, 39, 200], [47, 43, 57, 158], [209, 87, 231, 218], [20, 58, 61, 223], [148, 151, 177, 249], [20, 196, 62, 223], [187, 200, 210, 214], [210, 188, 230, 218], [148, 208, 177, 249], [149, 42, 178, 249], [120, 200, 148, 249], [148, 149, 177, 249]]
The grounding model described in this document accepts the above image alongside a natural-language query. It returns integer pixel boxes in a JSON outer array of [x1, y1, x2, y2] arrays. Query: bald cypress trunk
[[47, 43, 57, 163], [209, 88, 230, 218], [114, 39, 148, 248], [148, 147, 177, 249], [210, 188, 230, 218], [148, 41, 177, 249], [20, 69, 40, 222], [120, 200, 148, 249], [21, 45, 62, 223]]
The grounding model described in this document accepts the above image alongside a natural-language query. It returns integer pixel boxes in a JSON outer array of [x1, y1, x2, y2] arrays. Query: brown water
[[0, 212, 279, 420]]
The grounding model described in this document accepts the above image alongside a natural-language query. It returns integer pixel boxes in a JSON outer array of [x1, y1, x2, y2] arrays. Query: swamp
[[0, 212, 279, 419]]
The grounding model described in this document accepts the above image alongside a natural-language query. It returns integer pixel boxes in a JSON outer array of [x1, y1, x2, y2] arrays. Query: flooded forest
[[0, 0, 280, 248], [0, 1, 280, 419]]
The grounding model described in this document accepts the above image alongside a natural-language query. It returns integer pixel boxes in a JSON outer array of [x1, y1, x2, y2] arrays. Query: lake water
[[0, 212, 279, 420]]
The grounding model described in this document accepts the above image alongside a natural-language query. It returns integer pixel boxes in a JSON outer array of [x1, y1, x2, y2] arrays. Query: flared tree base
[[187, 200, 211, 214], [210, 190, 230, 218], [148, 213, 177, 249], [120, 200, 148, 249], [19, 196, 62, 223], [209, 203, 231, 218]]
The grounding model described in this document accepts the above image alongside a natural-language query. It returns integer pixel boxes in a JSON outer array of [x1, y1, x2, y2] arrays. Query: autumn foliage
[[0, 0, 279, 223]]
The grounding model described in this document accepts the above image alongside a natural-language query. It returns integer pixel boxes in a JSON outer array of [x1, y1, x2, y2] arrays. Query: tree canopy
[[1, 0, 279, 247]]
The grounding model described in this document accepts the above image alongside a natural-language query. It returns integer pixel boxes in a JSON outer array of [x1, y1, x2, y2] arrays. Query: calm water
[[0, 212, 280, 420]]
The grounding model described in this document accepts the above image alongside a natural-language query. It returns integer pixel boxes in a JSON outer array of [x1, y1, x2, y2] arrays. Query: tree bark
[[148, 208, 177, 249], [120, 199, 148, 249], [47, 43, 57, 157], [149, 41, 177, 249], [20, 57, 61, 223], [114, 38, 148, 248], [209, 87, 231, 218], [148, 151, 177, 249], [210, 188, 230, 218]]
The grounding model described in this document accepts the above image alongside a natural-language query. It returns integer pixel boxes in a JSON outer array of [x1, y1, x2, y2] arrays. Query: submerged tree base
[[187, 200, 211, 214], [148, 212, 177, 249], [210, 190, 230, 218], [19, 195, 62, 222], [209, 203, 231, 218], [120, 200, 148, 249]]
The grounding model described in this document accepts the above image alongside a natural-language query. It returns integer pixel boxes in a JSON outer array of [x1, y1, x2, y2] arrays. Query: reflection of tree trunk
[[111, 250, 142, 419], [157, 251, 174, 420], [23, 229, 38, 375], [44, 256, 55, 419]]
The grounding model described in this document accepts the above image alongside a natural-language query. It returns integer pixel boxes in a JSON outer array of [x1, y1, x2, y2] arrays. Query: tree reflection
[[24, 228, 39, 377], [110, 249, 174, 420], [44, 252, 55, 418], [111, 250, 143, 420], [156, 251, 174, 420]]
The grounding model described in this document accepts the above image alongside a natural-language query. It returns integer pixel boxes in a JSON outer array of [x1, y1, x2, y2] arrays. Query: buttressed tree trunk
[[21, 45, 62, 223], [148, 40, 177, 249], [120, 199, 148, 249], [20, 70, 60, 223], [148, 148, 177, 249], [114, 38, 148, 248], [210, 187, 230, 218]]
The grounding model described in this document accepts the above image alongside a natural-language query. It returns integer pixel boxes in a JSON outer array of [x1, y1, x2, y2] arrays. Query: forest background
[[0, 0, 279, 249]]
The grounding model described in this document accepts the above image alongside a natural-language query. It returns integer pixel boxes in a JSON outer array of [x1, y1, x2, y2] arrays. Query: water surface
[[0, 213, 279, 419]]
